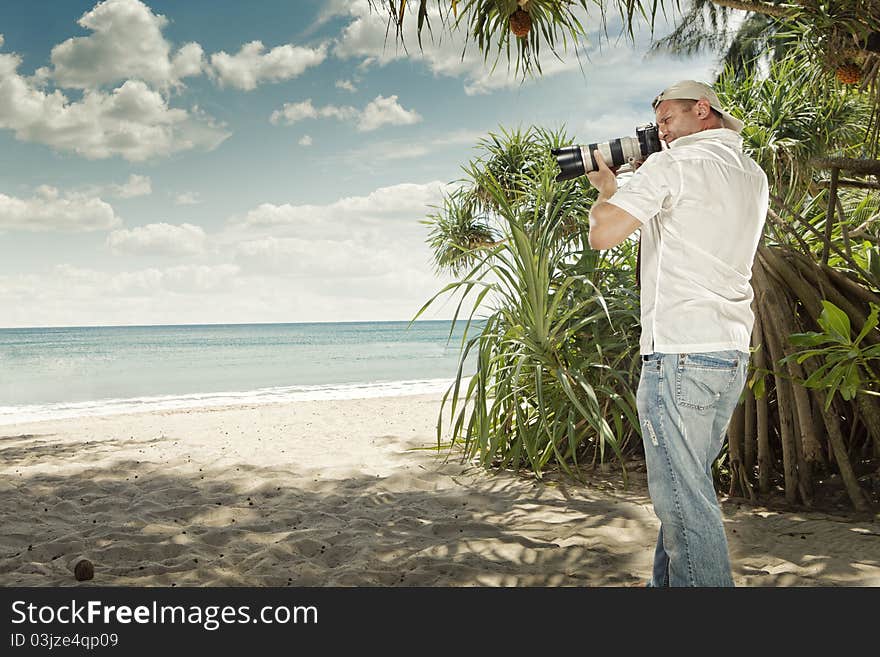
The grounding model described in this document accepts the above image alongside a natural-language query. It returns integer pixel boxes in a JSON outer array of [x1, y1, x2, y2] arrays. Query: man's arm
[[586, 150, 642, 251], [589, 202, 642, 250]]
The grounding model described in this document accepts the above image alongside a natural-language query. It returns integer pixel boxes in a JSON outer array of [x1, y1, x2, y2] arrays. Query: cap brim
[[719, 110, 744, 134]]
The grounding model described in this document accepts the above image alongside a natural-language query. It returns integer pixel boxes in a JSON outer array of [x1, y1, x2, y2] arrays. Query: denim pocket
[[641, 353, 662, 374], [675, 352, 740, 410]]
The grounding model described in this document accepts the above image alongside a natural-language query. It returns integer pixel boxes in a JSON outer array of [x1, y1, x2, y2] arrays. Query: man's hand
[[586, 150, 618, 201], [586, 149, 640, 250]]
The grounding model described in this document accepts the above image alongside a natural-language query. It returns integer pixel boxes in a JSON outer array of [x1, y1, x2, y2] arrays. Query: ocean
[[0, 321, 477, 425]]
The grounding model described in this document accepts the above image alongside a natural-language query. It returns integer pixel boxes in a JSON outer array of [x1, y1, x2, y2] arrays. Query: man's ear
[[695, 99, 712, 119]]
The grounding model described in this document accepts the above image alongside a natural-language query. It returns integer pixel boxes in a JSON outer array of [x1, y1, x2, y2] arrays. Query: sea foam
[[0, 378, 456, 425]]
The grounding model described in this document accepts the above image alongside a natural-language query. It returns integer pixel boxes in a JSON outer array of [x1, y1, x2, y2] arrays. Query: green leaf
[[749, 373, 766, 399], [817, 301, 851, 344], [788, 331, 831, 347], [841, 363, 862, 401], [803, 360, 836, 388], [854, 304, 879, 347]]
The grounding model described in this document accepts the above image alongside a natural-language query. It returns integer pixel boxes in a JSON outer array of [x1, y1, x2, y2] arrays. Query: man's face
[[653, 99, 704, 144]]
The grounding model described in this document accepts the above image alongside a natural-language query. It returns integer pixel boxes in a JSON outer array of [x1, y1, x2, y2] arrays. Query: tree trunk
[[788, 363, 822, 454], [744, 376, 757, 473], [787, 377, 815, 507], [771, 344, 800, 505], [817, 396, 870, 512], [752, 301, 772, 495], [808, 395, 830, 470], [815, 260, 880, 308], [856, 394, 880, 459], [728, 401, 745, 497], [788, 252, 872, 340], [759, 247, 822, 319], [754, 260, 799, 504]]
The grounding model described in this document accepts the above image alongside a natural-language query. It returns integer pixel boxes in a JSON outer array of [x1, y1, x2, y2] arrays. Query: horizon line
[[0, 318, 472, 331]]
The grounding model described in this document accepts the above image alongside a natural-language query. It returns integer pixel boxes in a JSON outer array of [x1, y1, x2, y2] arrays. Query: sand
[[0, 393, 877, 587]]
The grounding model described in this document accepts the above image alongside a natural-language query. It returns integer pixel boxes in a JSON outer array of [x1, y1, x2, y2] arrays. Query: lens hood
[[551, 146, 587, 182]]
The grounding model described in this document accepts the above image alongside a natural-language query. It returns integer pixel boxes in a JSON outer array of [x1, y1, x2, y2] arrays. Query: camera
[[551, 124, 663, 182]]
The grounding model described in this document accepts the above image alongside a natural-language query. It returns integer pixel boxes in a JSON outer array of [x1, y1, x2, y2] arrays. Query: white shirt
[[607, 128, 768, 355]]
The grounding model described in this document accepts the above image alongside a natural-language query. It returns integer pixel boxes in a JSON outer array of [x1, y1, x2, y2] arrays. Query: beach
[[1, 393, 878, 587]]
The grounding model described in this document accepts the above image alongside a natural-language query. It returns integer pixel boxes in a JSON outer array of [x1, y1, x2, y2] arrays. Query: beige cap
[[651, 80, 744, 134]]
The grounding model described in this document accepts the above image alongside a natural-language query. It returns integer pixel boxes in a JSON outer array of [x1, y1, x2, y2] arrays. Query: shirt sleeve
[[605, 152, 678, 225]]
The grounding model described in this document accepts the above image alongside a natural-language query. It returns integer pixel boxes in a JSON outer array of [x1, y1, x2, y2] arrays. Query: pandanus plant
[[415, 126, 642, 479]]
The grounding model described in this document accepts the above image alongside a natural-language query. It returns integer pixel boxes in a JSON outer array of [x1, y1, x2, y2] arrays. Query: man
[[585, 80, 768, 587]]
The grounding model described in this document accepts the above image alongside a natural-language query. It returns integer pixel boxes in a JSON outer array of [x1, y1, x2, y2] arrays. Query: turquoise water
[[0, 321, 477, 423]]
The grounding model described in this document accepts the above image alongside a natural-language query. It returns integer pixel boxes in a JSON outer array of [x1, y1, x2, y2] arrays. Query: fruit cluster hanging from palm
[[368, 0, 598, 75]]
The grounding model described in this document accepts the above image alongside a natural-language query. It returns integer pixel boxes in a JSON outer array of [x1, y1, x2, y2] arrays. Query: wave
[[0, 378, 457, 426]]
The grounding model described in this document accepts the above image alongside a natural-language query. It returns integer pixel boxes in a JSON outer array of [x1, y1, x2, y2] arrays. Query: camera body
[[552, 124, 663, 182]]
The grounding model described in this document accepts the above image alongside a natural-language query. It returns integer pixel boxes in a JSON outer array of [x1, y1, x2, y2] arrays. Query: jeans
[[636, 350, 748, 587]]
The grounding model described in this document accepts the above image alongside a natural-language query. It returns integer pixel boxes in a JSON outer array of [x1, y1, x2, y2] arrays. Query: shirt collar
[[669, 128, 743, 150]]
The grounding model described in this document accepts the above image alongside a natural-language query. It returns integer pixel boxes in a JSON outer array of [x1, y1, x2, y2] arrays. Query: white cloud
[[298, 135, 313, 146], [0, 34, 4, 49], [0, 178, 461, 326], [335, 78, 357, 92], [221, 180, 449, 294], [39, 0, 336, 95], [171, 42, 206, 80], [209, 41, 328, 91], [233, 236, 390, 277], [316, 0, 357, 25], [269, 99, 358, 125], [152, 264, 240, 293], [36, 0, 335, 94], [113, 174, 152, 198], [174, 191, 201, 205], [365, 143, 429, 160], [270, 100, 315, 125], [49, 0, 203, 90], [270, 95, 420, 132], [53, 263, 240, 295], [230, 181, 448, 238], [107, 222, 207, 256], [339, 128, 486, 164], [357, 95, 421, 131], [216, 180, 455, 317], [0, 55, 230, 161], [77, 174, 153, 200], [0, 261, 244, 328], [0, 187, 121, 232], [0, 262, 448, 327], [431, 129, 487, 146]]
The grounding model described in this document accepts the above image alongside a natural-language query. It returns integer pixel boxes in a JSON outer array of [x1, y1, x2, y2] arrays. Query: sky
[[0, 0, 720, 328]]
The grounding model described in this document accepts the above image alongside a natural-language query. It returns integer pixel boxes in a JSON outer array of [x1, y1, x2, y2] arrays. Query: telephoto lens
[[552, 123, 662, 182]]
